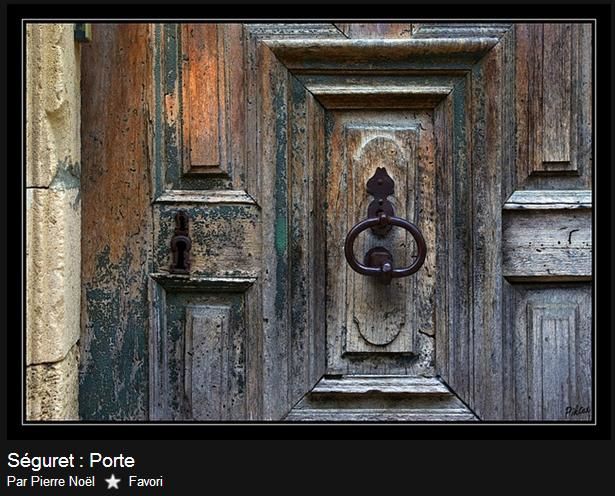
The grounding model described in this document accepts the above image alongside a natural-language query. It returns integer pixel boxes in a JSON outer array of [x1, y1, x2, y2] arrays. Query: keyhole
[[170, 210, 191, 274], [176, 240, 186, 269], [177, 215, 187, 232]]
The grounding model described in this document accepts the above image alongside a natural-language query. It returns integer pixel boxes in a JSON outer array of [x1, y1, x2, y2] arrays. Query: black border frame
[[4, 2, 613, 441]]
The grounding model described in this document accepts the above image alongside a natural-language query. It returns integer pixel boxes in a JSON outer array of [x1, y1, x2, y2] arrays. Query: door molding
[[79, 22, 591, 422], [248, 26, 508, 420]]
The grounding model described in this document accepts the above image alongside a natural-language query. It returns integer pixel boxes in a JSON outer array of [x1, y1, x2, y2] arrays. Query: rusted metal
[[170, 210, 192, 274], [366, 167, 395, 236], [364, 246, 393, 285], [344, 168, 427, 284]]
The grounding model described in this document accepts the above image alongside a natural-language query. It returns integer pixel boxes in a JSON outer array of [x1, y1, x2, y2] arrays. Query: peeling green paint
[[273, 75, 289, 321], [155, 204, 259, 272], [159, 24, 233, 193], [162, 291, 248, 419], [153, 24, 164, 197], [49, 158, 80, 188], [160, 23, 182, 190], [275, 216, 288, 254], [79, 244, 149, 420]]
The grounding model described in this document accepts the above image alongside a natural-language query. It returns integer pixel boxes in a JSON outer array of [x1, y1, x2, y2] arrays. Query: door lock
[[170, 210, 192, 274]]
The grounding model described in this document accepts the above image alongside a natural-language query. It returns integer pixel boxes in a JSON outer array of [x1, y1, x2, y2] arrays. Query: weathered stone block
[[26, 344, 79, 420], [26, 187, 81, 365], [26, 23, 81, 188]]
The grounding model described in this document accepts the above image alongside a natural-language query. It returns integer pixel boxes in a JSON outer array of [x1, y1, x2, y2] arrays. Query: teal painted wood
[[80, 22, 592, 422], [79, 24, 154, 420]]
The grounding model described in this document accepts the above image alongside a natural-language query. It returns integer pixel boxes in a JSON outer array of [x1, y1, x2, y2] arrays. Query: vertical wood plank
[[528, 304, 576, 419], [500, 28, 517, 202], [576, 23, 593, 189], [223, 24, 247, 187], [325, 111, 346, 374], [434, 93, 453, 385], [184, 305, 229, 420], [258, 43, 290, 419], [289, 74, 312, 405], [539, 23, 572, 166], [514, 23, 531, 189], [288, 76, 328, 406], [79, 24, 153, 420], [471, 38, 504, 419], [448, 77, 473, 405], [414, 112, 438, 340], [515, 23, 590, 188], [511, 286, 591, 421], [308, 95, 327, 387], [345, 126, 416, 353], [182, 24, 221, 170], [528, 24, 544, 175]]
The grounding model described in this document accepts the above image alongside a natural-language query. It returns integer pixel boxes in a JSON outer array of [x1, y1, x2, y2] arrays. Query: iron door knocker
[[343, 167, 426, 285]]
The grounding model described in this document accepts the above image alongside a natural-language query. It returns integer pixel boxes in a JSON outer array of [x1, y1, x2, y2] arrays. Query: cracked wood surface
[[79, 22, 592, 422]]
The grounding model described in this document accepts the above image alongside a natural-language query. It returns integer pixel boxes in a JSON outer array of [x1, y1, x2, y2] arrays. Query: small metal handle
[[344, 213, 427, 282]]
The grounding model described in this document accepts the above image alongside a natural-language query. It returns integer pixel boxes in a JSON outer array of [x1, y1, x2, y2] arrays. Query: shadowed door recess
[[79, 22, 592, 421]]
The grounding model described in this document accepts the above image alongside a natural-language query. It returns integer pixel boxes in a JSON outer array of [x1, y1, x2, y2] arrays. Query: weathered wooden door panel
[[147, 24, 342, 420], [499, 23, 592, 421], [326, 113, 436, 373], [79, 22, 593, 422], [80, 24, 154, 420]]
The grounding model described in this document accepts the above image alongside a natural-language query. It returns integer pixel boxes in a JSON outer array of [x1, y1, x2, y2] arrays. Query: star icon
[[105, 474, 121, 489]]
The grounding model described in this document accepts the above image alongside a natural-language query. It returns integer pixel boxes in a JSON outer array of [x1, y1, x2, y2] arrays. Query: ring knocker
[[343, 168, 427, 285]]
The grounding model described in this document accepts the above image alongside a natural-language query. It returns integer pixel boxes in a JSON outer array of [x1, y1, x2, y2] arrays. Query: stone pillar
[[26, 24, 81, 420]]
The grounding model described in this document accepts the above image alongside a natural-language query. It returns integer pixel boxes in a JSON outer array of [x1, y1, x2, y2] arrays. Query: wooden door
[[80, 22, 592, 421]]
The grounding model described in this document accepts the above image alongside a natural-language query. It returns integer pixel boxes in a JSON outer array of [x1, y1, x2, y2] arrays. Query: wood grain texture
[[184, 305, 231, 419], [307, 85, 453, 110], [285, 409, 477, 421], [469, 37, 504, 419], [245, 23, 345, 39], [150, 274, 256, 291], [346, 126, 418, 350], [154, 290, 251, 420], [307, 376, 451, 395], [161, 24, 248, 192], [153, 203, 260, 278], [285, 376, 477, 421], [241, 24, 348, 418], [411, 23, 512, 39], [503, 190, 591, 209], [149, 24, 264, 420], [501, 23, 593, 421], [514, 23, 592, 188], [506, 285, 592, 420], [153, 23, 329, 420], [181, 24, 222, 171], [334, 23, 413, 39], [326, 113, 436, 375], [79, 24, 154, 420], [81, 22, 593, 422], [267, 38, 501, 73], [433, 76, 474, 412], [155, 190, 256, 205], [257, 42, 290, 419], [540, 24, 572, 165], [503, 209, 591, 281], [288, 74, 328, 406]]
